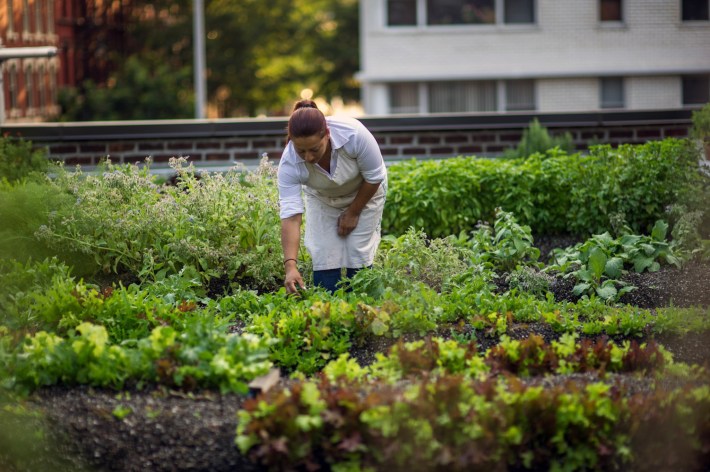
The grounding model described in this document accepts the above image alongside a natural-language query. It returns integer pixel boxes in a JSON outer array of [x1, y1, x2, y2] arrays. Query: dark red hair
[[287, 99, 327, 140]]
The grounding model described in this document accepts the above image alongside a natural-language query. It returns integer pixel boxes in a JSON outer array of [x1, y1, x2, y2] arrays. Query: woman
[[278, 99, 387, 293]]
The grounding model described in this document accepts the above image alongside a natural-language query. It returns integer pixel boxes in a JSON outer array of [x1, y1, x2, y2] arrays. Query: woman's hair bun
[[293, 99, 318, 111]]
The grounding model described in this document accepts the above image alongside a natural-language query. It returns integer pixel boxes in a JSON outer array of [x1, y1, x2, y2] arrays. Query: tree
[[57, 0, 360, 120]]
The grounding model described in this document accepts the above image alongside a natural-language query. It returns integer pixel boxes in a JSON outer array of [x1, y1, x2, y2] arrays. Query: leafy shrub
[[506, 266, 552, 298], [503, 118, 575, 159], [383, 138, 707, 238], [35, 156, 283, 292], [0, 137, 49, 183], [347, 228, 474, 297]]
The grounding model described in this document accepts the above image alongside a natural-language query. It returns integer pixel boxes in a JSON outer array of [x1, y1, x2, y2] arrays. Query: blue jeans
[[312, 268, 362, 293]]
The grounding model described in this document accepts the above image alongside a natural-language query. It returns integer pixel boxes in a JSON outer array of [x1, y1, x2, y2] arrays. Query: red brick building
[[1, 0, 129, 123]]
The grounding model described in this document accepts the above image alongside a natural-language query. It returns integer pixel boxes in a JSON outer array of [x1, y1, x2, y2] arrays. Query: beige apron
[[303, 148, 387, 271]]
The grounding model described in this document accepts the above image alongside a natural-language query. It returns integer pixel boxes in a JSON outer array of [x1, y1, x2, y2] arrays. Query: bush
[[383, 138, 707, 238], [503, 118, 575, 159], [0, 137, 49, 183]]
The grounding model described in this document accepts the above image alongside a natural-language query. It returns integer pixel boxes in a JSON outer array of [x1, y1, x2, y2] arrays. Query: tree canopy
[[58, 0, 360, 120]]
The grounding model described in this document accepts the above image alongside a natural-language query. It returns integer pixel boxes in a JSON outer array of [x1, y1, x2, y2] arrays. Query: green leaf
[[588, 247, 607, 279], [633, 256, 654, 273], [604, 257, 624, 278], [572, 283, 591, 297], [651, 220, 668, 241], [596, 284, 618, 300]]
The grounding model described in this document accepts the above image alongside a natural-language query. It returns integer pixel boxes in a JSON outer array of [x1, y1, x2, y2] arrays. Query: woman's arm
[[337, 181, 381, 237], [281, 213, 305, 293]]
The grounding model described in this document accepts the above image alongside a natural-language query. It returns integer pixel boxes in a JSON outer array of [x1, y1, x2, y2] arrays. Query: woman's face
[[292, 131, 330, 165]]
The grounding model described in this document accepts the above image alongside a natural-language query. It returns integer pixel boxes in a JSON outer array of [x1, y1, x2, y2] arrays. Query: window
[[429, 80, 497, 112], [388, 0, 417, 25], [505, 80, 535, 111], [504, 0, 535, 24], [600, 0, 622, 22], [387, 0, 535, 27], [390, 82, 420, 114], [600, 77, 624, 109], [682, 75, 710, 105], [428, 0, 495, 25], [682, 0, 709, 21]]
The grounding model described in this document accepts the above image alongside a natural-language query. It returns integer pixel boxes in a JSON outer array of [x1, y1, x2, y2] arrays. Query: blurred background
[[1, 0, 708, 123]]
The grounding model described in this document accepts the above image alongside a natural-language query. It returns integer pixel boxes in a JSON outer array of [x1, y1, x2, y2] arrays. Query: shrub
[[383, 138, 707, 237], [0, 137, 49, 183], [503, 118, 575, 159]]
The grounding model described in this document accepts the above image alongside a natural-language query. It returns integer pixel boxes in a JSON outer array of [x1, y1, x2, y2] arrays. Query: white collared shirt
[[277, 115, 387, 219]]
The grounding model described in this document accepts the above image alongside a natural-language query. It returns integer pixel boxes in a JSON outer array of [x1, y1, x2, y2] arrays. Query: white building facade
[[358, 0, 710, 115]]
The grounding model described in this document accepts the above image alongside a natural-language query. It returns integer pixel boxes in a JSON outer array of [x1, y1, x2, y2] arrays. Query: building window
[[600, 0, 623, 22], [388, 0, 535, 27], [390, 82, 420, 114], [600, 77, 625, 109], [504, 0, 535, 24], [682, 0, 709, 21], [505, 79, 535, 111], [49, 64, 58, 107], [429, 80, 497, 112], [428, 0, 495, 25], [682, 75, 710, 105], [388, 0, 417, 25]]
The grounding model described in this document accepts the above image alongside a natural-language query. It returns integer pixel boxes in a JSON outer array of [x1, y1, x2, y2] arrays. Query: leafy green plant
[[467, 209, 540, 272], [0, 137, 49, 183], [506, 266, 552, 298], [35, 156, 283, 292], [503, 118, 575, 159]]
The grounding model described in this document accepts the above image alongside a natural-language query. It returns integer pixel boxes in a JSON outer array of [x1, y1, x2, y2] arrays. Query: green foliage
[[690, 102, 710, 141], [383, 138, 707, 237], [3, 319, 272, 395], [503, 119, 575, 159], [547, 222, 681, 302], [0, 137, 49, 183], [57, 0, 360, 119], [58, 55, 193, 121], [236, 373, 709, 471], [506, 266, 552, 298], [34, 157, 282, 291], [466, 209, 540, 271], [347, 228, 474, 297]]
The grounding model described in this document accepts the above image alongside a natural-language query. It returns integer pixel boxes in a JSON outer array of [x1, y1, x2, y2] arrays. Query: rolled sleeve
[[353, 122, 387, 184], [277, 151, 305, 219]]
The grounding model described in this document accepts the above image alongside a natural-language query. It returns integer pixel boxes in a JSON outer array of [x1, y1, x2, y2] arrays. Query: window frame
[[681, 0, 710, 22], [388, 79, 537, 114], [599, 0, 624, 24], [385, 0, 537, 28], [599, 77, 625, 110], [681, 74, 710, 106]]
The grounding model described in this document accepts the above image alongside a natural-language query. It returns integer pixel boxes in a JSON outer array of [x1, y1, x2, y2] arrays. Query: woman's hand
[[337, 210, 360, 237], [284, 263, 306, 294]]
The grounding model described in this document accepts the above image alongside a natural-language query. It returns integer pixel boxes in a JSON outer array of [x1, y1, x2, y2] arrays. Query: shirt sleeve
[[277, 149, 305, 219], [351, 122, 387, 184]]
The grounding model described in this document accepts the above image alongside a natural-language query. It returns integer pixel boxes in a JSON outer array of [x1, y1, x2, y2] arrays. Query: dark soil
[[4, 247, 709, 472]]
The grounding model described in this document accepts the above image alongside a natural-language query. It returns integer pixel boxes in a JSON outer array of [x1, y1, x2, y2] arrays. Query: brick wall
[[3, 110, 693, 171]]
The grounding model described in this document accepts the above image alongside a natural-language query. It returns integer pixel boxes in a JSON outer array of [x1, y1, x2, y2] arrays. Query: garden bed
[[6, 257, 706, 472]]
